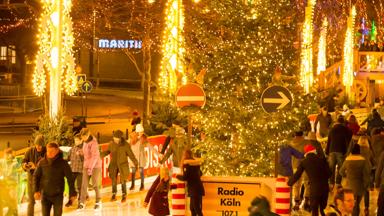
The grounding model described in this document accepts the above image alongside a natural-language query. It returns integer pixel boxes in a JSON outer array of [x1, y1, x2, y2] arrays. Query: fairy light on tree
[[159, 0, 186, 95], [317, 19, 327, 75], [343, 6, 356, 100], [300, 0, 316, 93], [33, 0, 77, 118]]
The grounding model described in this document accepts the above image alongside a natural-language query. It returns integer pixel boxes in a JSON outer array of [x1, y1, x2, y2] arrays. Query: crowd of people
[[278, 105, 384, 216], [17, 112, 205, 216]]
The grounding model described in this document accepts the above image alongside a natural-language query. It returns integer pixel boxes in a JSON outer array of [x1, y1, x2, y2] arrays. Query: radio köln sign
[[98, 39, 142, 49]]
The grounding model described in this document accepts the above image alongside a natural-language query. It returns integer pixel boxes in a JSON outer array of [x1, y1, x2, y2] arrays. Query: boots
[[140, 183, 144, 191], [110, 194, 117, 202], [130, 172, 135, 190]]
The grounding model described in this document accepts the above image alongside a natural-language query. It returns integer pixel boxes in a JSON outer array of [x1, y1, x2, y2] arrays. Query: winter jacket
[[339, 155, 371, 196], [362, 114, 384, 135], [371, 133, 384, 162], [129, 137, 155, 168], [288, 153, 331, 197], [102, 139, 138, 181], [277, 144, 304, 177], [346, 122, 360, 135], [68, 144, 84, 173], [34, 152, 76, 197], [314, 113, 332, 136], [290, 137, 305, 169], [375, 151, 384, 188], [22, 146, 46, 175], [160, 135, 187, 168], [144, 176, 176, 216], [326, 124, 352, 155], [82, 136, 102, 169], [176, 158, 205, 197]]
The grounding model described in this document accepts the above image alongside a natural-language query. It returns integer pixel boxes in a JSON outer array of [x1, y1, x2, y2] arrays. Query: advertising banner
[[201, 176, 275, 216]]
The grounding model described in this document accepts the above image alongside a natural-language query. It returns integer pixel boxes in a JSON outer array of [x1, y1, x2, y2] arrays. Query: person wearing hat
[[22, 134, 46, 216], [102, 129, 138, 203], [288, 144, 331, 216], [248, 196, 279, 216], [129, 124, 156, 191]]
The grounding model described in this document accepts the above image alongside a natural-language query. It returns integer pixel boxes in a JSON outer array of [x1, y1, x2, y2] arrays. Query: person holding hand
[[22, 134, 46, 216], [77, 128, 102, 210]]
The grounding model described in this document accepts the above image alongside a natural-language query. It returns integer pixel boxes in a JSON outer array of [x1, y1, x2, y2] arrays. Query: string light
[[343, 6, 356, 98], [300, 0, 316, 93], [159, 0, 186, 95], [317, 19, 327, 75], [33, 0, 77, 117]]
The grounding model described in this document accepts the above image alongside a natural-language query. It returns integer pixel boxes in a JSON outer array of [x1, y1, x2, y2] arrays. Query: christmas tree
[[183, 0, 318, 176]]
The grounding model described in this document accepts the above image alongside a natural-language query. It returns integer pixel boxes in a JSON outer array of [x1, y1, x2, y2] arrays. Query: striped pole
[[275, 177, 290, 216], [171, 173, 186, 216]]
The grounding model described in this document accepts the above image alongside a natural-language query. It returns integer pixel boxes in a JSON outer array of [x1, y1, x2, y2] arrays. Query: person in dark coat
[[314, 106, 333, 139], [306, 132, 326, 159], [101, 130, 138, 202], [22, 134, 46, 216], [326, 115, 352, 188], [33, 142, 77, 216], [144, 167, 176, 216], [339, 144, 371, 216], [361, 109, 384, 136], [375, 151, 384, 216], [288, 144, 331, 216], [176, 150, 205, 216]]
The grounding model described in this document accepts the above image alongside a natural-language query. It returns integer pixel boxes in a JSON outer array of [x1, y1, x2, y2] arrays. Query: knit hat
[[113, 130, 124, 139], [34, 134, 45, 146], [135, 124, 144, 133], [304, 144, 316, 154]]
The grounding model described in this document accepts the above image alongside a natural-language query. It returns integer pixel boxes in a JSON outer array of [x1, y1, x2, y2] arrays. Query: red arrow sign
[[175, 83, 206, 108]]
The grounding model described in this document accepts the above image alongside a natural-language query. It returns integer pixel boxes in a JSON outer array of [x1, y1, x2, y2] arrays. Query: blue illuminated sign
[[98, 39, 142, 49]]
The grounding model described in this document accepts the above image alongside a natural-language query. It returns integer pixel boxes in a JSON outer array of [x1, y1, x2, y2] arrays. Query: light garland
[[159, 0, 186, 95], [342, 6, 356, 98], [317, 19, 328, 75], [33, 0, 77, 117], [300, 0, 316, 93]]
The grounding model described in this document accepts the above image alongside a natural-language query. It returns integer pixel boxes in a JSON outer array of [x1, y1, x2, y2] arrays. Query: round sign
[[260, 85, 293, 113], [81, 81, 93, 93], [175, 83, 206, 108]]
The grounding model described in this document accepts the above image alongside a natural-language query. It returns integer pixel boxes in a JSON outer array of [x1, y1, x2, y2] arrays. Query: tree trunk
[[142, 36, 152, 123]]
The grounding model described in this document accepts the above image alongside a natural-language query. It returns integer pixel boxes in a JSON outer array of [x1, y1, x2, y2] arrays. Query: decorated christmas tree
[[183, 1, 318, 176]]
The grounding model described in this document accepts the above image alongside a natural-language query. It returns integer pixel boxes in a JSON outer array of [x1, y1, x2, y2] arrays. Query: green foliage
[[32, 112, 74, 146], [144, 101, 188, 136]]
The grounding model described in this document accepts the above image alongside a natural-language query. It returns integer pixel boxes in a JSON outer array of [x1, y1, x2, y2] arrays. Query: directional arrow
[[263, 91, 291, 110], [84, 82, 91, 92]]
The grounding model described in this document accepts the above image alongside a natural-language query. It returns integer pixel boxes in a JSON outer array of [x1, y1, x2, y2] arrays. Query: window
[[0, 46, 6, 61]]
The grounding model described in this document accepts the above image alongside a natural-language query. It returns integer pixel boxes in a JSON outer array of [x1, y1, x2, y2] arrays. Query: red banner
[[100, 135, 171, 186]]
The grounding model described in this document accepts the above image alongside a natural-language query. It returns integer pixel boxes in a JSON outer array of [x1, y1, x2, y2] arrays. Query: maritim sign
[[98, 39, 142, 49]]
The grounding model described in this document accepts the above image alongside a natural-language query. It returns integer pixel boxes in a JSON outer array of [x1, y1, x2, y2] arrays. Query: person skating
[[143, 167, 176, 216], [288, 144, 331, 216], [22, 134, 46, 216], [102, 129, 138, 202], [176, 149, 205, 216], [33, 142, 77, 216], [65, 134, 88, 207], [339, 144, 371, 216], [129, 124, 156, 191], [77, 128, 102, 210]]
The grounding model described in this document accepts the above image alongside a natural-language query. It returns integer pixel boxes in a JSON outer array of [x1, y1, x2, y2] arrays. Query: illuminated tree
[[184, 0, 318, 176]]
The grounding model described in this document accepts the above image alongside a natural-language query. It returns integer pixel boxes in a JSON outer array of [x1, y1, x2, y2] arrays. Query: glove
[[87, 168, 93, 176]]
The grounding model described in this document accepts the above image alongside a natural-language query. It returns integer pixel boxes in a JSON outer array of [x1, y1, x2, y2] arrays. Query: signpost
[[175, 83, 206, 147], [260, 85, 293, 113], [77, 74, 86, 86], [80, 81, 93, 117]]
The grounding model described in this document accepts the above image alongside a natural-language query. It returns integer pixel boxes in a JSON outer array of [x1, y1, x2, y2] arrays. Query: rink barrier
[[275, 177, 290, 215], [171, 173, 186, 216]]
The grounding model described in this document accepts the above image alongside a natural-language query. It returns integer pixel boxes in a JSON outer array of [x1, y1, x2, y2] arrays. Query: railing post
[[23, 96, 26, 114]]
